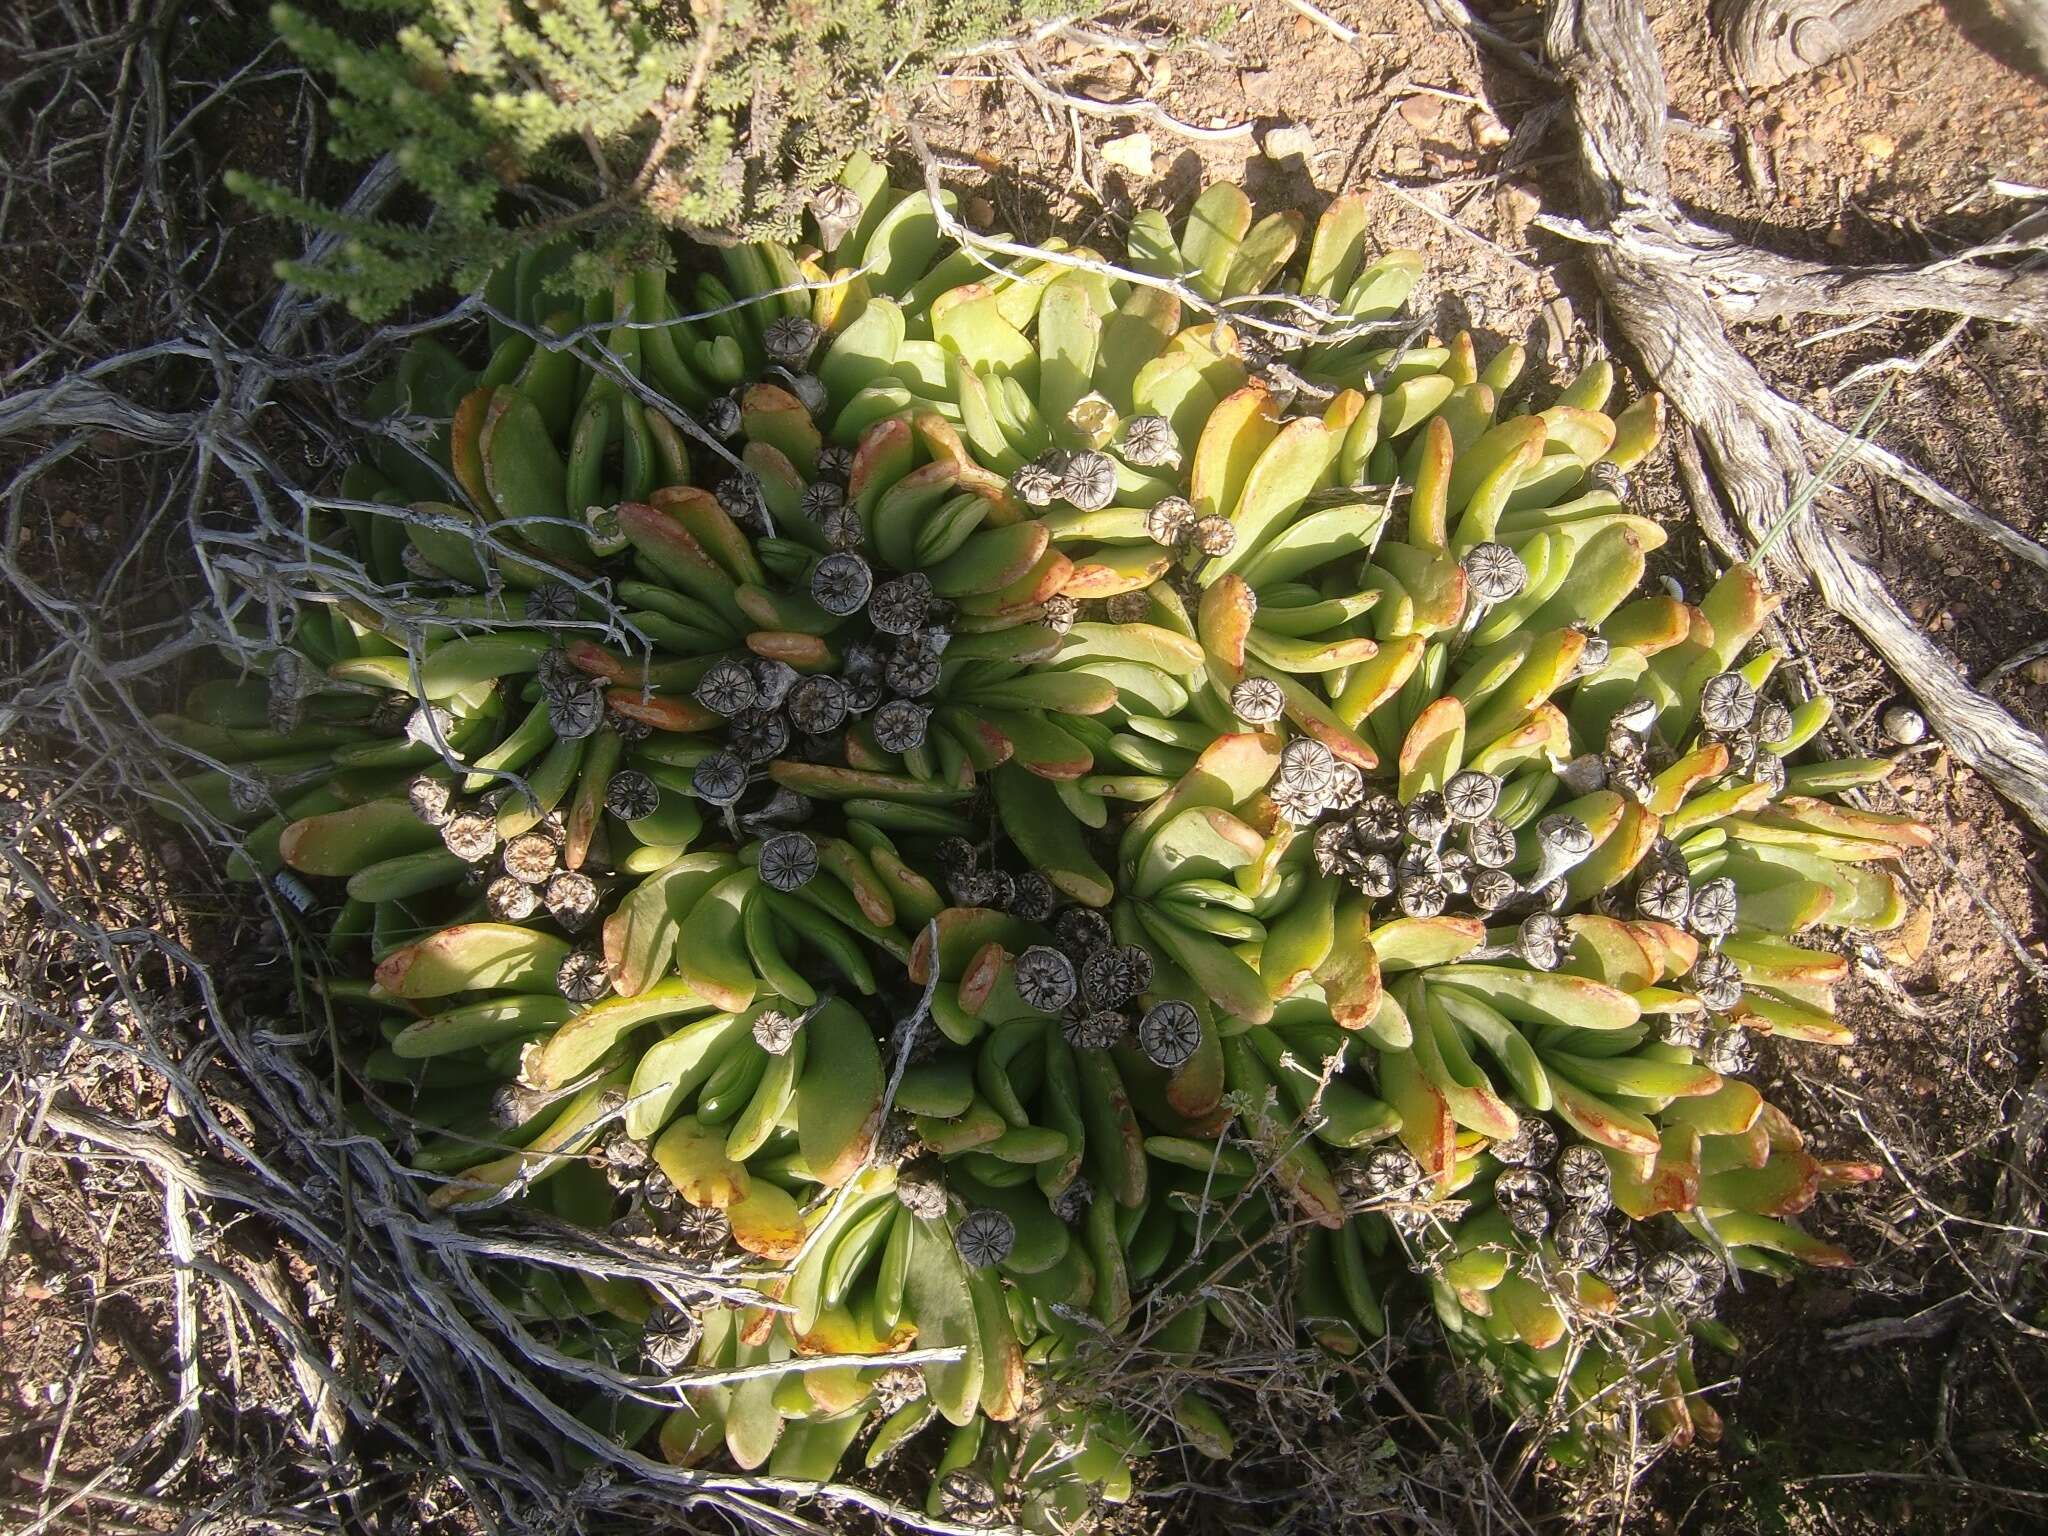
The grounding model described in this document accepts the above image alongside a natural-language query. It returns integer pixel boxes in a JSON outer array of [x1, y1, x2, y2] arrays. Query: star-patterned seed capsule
[[441, 810, 498, 863], [1351, 850, 1397, 899], [407, 775, 454, 827], [1571, 624, 1612, 676], [1137, 999, 1203, 1069], [502, 832, 559, 885], [1755, 747, 1787, 795], [605, 770, 661, 823], [1698, 671, 1758, 732], [762, 314, 821, 365], [1684, 1244, 1728, 1300], [1398, 844, 1444, 885], [955, 1208, 1015, 1268], [1191, 515, 1236, 557], [810, 552, 872, 617], [1690, 950, 1743, 1011], [747, 659, 798, 712], [1353, 794, 1404, 848], [1014, 945, 1079, 1013], [870, 698, 930, 753], [1398, 876, 1448, 918], [1462, 541, 1528, 604], [692, 751, 747, 806], [872, 1365, 926, 1414], [1121, 414, 1178, 467], [1758, 699, 1795, 745], [935, 1470, 999, 1528], [544, 872, 601, 931], [1642, 1252, 1699, 1309], [1228, 676, 1285, 725], [817, 503, 864, 550], [694, 659, 759, 718], [1495, 1168, 1558, 1237], [1519, 911, 1567, 970], [1269, 782, 1325, 826], [547, 684, 605, 741], [814, 444, 853, 480], [642, 1306, 701, 1372], [1689, 876, 1739, 937], [881, 643, 939, 698], [980, 869, 1016, 911], [1593, 1221, 1641, 1287], [487, 875, 540, 922], [704, 394, 742, 439], [1063, 1009, 1128, 1051], [728, 709, 790, 763], [1465, 817, 1516, 870], [1659, 1011, 1708, 1050], [1636, 867, 1692, 924], [1554, 1209, 1612, 1269], [1556, 1145, 1612, 1210], [1011, 457, 1065, 507], [867, 572, 932, 635], [752, 1008, 801, 1055], [1404, 791, 1451, 848], [1363, 1146, 1425, 1196], [1278, 737, 1339, 800], [933, 836, 978, 874], [525, 581, 577, 623], [1055, 906, 1113, 956], [809, 182, 863, 248], [556, 949, 611, 1004], [1491, 1116, 1559, 1169], [1060, 449, 1117, 510], [1443, 769, 1501, 823], [1040, 593, 1079, 634], [1144, 494, 1198, 546], [716, 474, 767, 529], [800, 480, 846, 522], [1702, 1027, 1754, 1076], [1437, 846, 1474, 894], [1009, 871, 1058, 922], [1325, 761, 1365, 812], [1469, 867, 1518, 911], [1081, 945, 1152, 1009], [1103, 589, 1151, 624], [895, 1160, 948, 1218], [758, 831, 818, 892], [786, 674, 849, 735], [1313, 820, 1359, 877]]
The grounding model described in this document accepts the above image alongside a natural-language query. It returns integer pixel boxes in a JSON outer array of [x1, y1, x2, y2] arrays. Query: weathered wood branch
[[1711, 0, 1929, 87], [1546, 0, 2048, 837]]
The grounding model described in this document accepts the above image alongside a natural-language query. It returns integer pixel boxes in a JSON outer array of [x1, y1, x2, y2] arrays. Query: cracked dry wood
[[1546, 0, 2048, 837], [1711, 0, 1929, 87]]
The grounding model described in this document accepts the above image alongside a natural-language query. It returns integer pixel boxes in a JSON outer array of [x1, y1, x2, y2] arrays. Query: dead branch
[[1544, 0, 2048, 839], [1711, 0, 1930, 88]]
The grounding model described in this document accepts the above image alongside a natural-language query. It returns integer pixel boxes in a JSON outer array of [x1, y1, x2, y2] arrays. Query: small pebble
[[1881, 703, 1927, 746]]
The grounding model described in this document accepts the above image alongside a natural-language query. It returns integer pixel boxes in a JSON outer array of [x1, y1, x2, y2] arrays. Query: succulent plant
[[158, 158, 1933, 1513]]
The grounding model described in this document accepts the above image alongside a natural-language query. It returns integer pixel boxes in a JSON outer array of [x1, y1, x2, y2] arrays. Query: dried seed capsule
[[1608, 755, 1654, 805], [868, 572, 932, 635], [762, 314, 821, 366], [895, 1159, 949, 1219], [1121, 414, 1179, 467], [1491, 1116, 1559, 1169], [980, 870, 1017, 913], [949, 869, 999, 908], [544, 871, 601, 931], [884, 647, 940, 698], [1049, 1178, 1093, 1225], [1278, 737, 1339, 800], [442, 810, 498, 863], [1462, 541, 1528, 604], [556, 949, 611, 1004], [1556, 1145, 1613, 1210], [1228, 676, 1285, 725], [1191, 515, 1236, 557], [1313, 820, 1359, 877], [547, 684, 605, 741], [1363, 1145, 1425, 1196], [1757, 699, 1795, 745], [1015, 945, 1079, 1013], [1081, 945, 1152, 1009], [814, 445, 853, 481], [752, 1008, 801, 1056], [692, 751, 748, 806], [1269, 782, 1324, 826], [1398, 844, 1444, 885], [758, 831, 819, 892], [406, 775, 455, 827], [1009, 871, 1058, 922], [1702, 1027, 1754, 1075], [810, 552, 872, 616], [1636, 867, 1692, 924], [404, 704, 457, 751], [704, 394, 742, 439], [1060, 450, 1117, 510], [1688, 876, 1738, 937], [1554, 1209, 1612, 1269], [1437, 847, 1474, 894], [1572, 624, 1612, 675], [1398, 876, 1448, 918], [1641, 1251, 1700, 1309], [1683, 1243, 1728, 1300], [955, 1207, 1016, 1268], [1063, 1009, 1128, 1051], [1039, 593, 1079, 634], [1055, 906, 1112, 956], [1593, 1221, 1641, 1287], [1519, 911, 1566, 970], [801, 480, 846, 523], [786, 674, 850, 735], [1404, 790, 1451, 848], [746, 659, 799, 712], [869, 697, 931, 754], [642, 1306, 702, 1372], [1011, 457, 1065, 507], [728, 709, 791, 763], [1659, 1012, 1708, 1050], [1137, 999, 1203, 1070], [1442, 770, 1501, 824], [1103, 589, 1151, 625], [605, 770, 661, 823], [502, 832, 560, 885], [1353, 794, 1404, 848], [606, 706, 652, 745], [1465, 817, 1516, 870], [1469, 867, 1518, 911], [1754, 747, 1787, 796], [695, 659, 759, 718], [872, 1365, 926, 1414], [1698, 671, 1758, 732], [487, 875, 540, 922], [1144, 494, 1198, 546], [1495, 1167, 1557, 1237], [1351, 850, 1397, 899], [815, 503, 863, 551], [1690, 951, 1743, 1011], [935, 1469, 999, 1527], [1585, 459, 1629, 498], [933, 836, 978, 874], [525, 581, 578, 623]]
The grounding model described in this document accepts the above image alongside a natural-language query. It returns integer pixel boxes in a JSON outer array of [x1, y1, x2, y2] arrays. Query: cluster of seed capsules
[[154, 156, 1938, 1516]]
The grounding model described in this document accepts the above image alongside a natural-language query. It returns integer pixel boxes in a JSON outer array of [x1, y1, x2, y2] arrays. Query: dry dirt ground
[[2, 1, 2045, 1534]]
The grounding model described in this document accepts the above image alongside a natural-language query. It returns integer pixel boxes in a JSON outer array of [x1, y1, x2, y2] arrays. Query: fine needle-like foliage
[[164, 159, 1932, 1521]]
